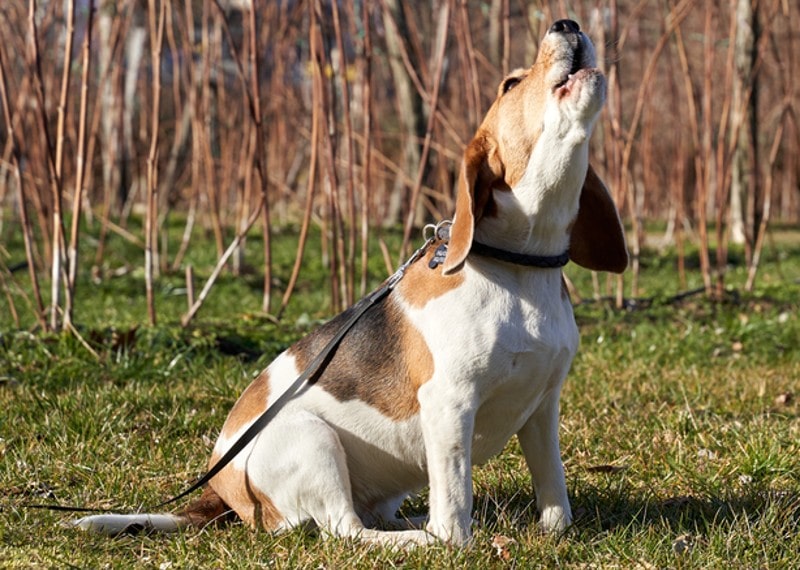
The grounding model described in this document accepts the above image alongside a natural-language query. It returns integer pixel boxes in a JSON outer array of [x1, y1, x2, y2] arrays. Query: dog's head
[[443, 19, 628, 275]]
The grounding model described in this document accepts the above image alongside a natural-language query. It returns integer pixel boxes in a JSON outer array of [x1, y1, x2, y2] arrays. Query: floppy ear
[[569, 165, 628, 273], [442, 140, 496, 275]]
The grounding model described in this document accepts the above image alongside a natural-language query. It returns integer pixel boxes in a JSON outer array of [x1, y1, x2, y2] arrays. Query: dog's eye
[[501, 76, 522, 94]]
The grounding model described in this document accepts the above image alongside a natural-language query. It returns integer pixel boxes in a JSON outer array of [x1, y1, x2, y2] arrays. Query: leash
[[155, 248, 431, 509], [153, 222, 567, 508], [155, 224, 449, 509], [25, 224, 445, 516], [160, 221, 459, 507], [27, 220, 569, 515]]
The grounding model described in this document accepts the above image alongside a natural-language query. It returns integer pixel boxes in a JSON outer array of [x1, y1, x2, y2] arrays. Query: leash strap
[[24, 233, 436, 516], [156, 284, 392, 508], [154, 235, 436, 510]]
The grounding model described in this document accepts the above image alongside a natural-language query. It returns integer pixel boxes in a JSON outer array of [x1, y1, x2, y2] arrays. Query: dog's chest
[[401, 266, 577, 462], [409, 264, 576, 367]]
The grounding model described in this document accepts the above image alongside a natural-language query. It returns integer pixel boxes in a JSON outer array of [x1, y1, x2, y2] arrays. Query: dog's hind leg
[[248, 410, 433, 547], [244, 410, 361, 534]]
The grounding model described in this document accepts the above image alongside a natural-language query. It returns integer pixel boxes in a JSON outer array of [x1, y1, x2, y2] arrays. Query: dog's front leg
[[417, 382, 475, 546], [517, 394, 572, 533]]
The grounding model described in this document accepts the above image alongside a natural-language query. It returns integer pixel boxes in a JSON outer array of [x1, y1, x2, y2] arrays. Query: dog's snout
[[549, 19, 580, 34]]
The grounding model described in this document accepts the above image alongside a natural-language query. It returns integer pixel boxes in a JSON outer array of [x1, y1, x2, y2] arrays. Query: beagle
[[74, 19, 627, 547]]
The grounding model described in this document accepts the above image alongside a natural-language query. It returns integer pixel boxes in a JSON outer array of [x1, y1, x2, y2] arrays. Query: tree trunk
[[729, 0, 758, 250]]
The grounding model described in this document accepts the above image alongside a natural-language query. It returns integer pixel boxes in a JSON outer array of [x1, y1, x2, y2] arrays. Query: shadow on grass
[[570, 483, 800, 537], [466, 481, 800, 540]]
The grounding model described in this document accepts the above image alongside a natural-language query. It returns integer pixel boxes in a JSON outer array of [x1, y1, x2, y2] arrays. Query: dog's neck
[[474, 131, 591, 259]]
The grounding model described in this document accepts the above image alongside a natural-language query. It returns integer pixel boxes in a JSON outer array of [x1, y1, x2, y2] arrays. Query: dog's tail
[[71, 487, 233, 536]]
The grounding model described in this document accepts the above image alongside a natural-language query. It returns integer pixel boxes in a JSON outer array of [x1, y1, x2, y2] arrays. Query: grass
[[1, 221, 799, 568]]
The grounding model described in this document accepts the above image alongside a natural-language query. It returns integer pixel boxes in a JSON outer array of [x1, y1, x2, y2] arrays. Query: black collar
[[470, 240, 570, 268], [428, 239, 570, 270], [426, 222, 570, 270]]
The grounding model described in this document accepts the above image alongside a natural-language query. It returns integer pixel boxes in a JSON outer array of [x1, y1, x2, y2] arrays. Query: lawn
[[1, 223, 799, 568]]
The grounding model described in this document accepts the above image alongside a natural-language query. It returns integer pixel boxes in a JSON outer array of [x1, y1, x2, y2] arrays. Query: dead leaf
[[672, 533, 694, 555], [697, 448, 717, 460], [491, 534, 515, 560]]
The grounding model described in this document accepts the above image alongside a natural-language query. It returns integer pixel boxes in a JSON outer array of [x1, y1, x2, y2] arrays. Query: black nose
[[549, 19, 580, 34]]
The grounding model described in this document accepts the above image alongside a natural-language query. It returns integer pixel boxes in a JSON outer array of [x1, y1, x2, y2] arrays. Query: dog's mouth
[[552, 41, 596, 96]]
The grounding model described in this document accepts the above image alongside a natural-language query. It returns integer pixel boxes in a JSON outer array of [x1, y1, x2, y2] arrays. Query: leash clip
[[388, 219, 452, 287], [423, 219, 452, 242], [423, 219, 452, 269]]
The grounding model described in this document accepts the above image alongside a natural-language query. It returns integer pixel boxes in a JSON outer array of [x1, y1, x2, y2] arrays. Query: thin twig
[[359, 0, 373, 296], [65, 320, 101, 360], [145, 0, 166, 325], [54, 0, 76, 328], [276, 8, 323, 321], [313, 0, 344, 312], [28, 0, 69, 330], [181, 198, 264, 327], [65, 0, 94, 328], [746, 103, 788, 291], [247, 3, 272, 314], [201, 0, 224, 258], [697, 1, 714, 295]]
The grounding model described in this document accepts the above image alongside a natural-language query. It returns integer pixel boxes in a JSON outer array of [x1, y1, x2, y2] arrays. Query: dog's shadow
[[570, 485, 798, 536]]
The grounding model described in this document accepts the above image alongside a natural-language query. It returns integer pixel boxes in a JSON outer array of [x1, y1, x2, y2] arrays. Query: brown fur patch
[[207, 451, 283, 530], [177, 486, 235, 527], [220, 370, 270, 439], [290, 294, 434, 421], [398, 244, 464, 309]]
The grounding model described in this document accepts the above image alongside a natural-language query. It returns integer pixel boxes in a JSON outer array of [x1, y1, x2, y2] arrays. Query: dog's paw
[[425, 519, 472, 547], [356, 528, 438, 549], [539, 505, 572, 534]]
